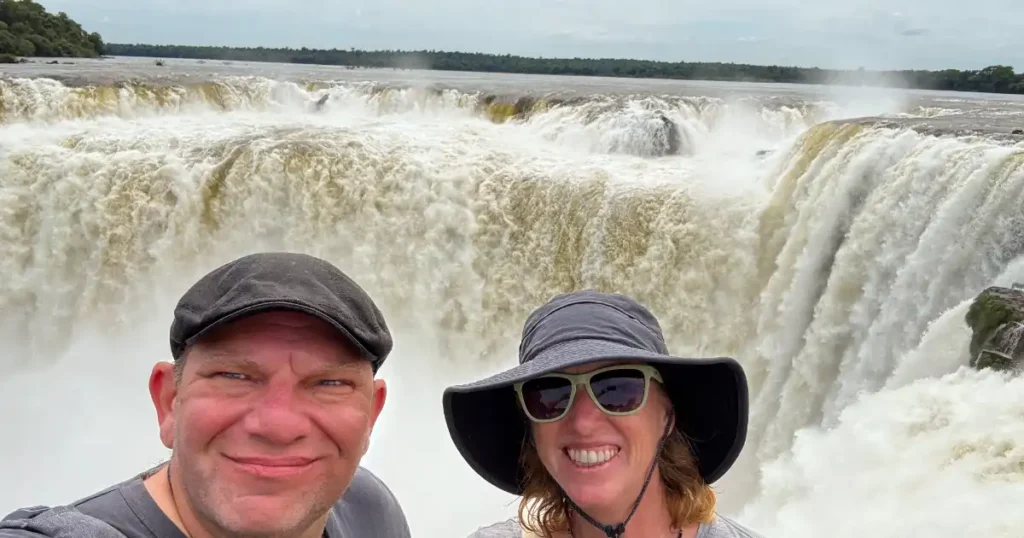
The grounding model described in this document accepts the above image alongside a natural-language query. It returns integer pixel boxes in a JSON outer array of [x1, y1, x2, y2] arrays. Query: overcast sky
[[43, 0, 1024, 71]]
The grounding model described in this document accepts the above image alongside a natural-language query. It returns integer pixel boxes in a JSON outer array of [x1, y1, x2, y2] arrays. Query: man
[[0, 252, 411, 538]]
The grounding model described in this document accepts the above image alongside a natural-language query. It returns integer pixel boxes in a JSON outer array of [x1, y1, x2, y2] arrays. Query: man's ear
[[149, 361, 178, 449], [362, 378, 388, 454], [370, 378, 387, 424]]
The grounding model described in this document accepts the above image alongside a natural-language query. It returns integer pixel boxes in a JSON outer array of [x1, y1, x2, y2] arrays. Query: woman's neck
[[565, 480, 685, 538]]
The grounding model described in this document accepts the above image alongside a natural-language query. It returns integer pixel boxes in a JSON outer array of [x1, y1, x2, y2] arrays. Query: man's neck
[[142, 464, 191, 536], [142, 463, 328, 538]]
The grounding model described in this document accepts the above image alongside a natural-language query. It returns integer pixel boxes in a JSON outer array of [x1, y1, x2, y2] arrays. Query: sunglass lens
[[521, 377, 573, 420], [590, 369, 647, 413]]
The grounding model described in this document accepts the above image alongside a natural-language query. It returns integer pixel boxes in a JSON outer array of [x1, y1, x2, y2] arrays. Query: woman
[[443, 290, 763, 538]]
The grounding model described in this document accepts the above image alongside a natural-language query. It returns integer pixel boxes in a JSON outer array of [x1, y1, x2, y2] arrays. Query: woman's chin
[[561, 482, 623, 515]]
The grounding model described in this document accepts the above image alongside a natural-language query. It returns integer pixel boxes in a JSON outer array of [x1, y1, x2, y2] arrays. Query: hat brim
[[442, 339, 748, 495], [180, 299, 381, 371]]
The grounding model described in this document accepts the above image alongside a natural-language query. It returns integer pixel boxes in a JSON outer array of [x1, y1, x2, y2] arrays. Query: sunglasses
[[514, 364, 664, 423]]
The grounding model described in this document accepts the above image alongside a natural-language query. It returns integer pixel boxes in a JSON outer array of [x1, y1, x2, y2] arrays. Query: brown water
[[2, 54, 1023, 538]]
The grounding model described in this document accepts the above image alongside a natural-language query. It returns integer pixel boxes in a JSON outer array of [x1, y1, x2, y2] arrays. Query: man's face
[[149, 311, 387, 538]]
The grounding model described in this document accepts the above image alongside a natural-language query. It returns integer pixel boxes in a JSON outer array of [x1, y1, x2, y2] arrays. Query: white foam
[[1, 76, 1022, 537]]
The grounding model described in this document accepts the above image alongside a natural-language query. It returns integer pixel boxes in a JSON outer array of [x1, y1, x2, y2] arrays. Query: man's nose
[[242, 377, 311, 445]]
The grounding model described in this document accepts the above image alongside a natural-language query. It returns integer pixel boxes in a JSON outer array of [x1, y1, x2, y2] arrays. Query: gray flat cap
[[169, 252, 392, 372]]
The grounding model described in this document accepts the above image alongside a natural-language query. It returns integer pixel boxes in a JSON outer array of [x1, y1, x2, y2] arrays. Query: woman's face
[[529, 360, 671, 516]]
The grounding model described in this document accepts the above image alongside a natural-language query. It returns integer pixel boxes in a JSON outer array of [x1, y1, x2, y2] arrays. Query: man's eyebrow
[[197, 351, 261, 370], [198, 350, 366, 372], [310, 361, 365, 375]]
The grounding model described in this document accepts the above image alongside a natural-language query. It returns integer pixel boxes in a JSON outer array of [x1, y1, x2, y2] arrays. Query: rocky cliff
[[965, 285, 1024, 373]]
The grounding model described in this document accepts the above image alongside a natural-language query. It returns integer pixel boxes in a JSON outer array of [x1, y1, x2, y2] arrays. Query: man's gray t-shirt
[[0, 465, 410, 538]]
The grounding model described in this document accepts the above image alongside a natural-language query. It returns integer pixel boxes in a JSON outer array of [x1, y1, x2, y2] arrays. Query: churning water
[[2, 57, 1024, 537]]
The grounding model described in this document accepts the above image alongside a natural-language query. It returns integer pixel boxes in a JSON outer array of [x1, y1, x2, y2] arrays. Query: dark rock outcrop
[[313, 93, 329, 111], [965, 285, 1024, 373], [657, 113, 683, 156]]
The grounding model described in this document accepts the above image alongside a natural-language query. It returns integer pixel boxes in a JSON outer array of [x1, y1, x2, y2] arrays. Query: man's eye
[[319, 379, 354, 387], [216, 372, 249, 380]]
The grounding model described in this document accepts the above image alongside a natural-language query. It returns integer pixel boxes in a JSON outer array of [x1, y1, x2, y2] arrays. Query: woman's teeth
[[566, 447, 619, 467]]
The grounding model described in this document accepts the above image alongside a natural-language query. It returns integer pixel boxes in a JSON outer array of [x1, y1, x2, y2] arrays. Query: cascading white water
[[1, 67, 1023, 537]]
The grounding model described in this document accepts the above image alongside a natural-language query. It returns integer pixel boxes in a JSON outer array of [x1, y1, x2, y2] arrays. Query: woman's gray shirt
[[466, 513, 765, 538]]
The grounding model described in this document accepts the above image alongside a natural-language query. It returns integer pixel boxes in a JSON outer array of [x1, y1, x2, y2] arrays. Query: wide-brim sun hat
[[442, 289, 749, 495]]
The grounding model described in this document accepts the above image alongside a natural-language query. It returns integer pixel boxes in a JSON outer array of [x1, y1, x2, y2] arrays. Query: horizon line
[[101, 42, 1015, 75]]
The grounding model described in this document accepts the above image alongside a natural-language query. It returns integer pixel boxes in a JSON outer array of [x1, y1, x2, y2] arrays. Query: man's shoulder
[[329, 466, 410, 538], [0, 487, 129, 538], [704, 514, 765, 538], [0, 469, 166, 538], [334, 466, 404, 513]]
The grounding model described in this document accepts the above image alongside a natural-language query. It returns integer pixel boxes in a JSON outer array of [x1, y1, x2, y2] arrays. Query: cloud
[[38, 0, 1024, 71]]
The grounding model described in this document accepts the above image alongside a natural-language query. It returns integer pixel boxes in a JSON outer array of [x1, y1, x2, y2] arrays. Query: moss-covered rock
[[965, 285, 1024, 373], [478, 94, 548, 124]]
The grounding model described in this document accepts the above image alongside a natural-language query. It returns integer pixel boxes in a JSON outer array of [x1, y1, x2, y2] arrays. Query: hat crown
[[169, 252, 392, 370], [518, 290, 669, 364]]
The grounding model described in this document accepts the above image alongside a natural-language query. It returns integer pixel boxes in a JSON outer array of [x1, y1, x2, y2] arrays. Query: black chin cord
[[563, 413, 676, 538]]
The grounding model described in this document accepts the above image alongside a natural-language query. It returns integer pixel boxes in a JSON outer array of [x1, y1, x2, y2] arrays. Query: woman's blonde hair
[[516, 395, 717, 536]]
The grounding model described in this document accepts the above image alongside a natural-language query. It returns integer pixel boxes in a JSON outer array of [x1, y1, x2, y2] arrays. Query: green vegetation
[[0, 0, 104, 60], [104, 43, 1024, 95], [0, 0, 1021, 95]]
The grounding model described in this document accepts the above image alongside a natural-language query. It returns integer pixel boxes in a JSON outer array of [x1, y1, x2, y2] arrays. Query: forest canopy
[[0, 0, 104, 61], [105, 43, 1024, 95], [2, 0, 1023, 95]]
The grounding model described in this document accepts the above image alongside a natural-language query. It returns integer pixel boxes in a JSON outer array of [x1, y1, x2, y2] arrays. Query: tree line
[[102, 44, 1024, 95], [1, 0, 1022, 95], [0, 0, 103, 63]]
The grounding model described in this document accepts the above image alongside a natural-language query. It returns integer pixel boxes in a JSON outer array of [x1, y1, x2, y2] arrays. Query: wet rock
[[965, 285, 1024, 373], [513, 96, 536, 117], [313, 93, 329, 111], [607, 112, 687, 157], [1012, 129, 1023, 135], [478, 94, 543, 123], [658, 113, 682, 156]]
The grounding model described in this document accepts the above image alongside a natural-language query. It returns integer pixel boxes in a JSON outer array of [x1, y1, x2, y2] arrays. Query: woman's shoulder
[[700, 513, 766, 538], [465, 517, 528, 538]]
